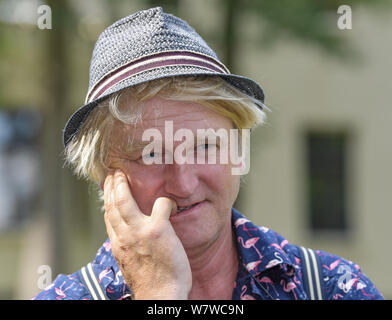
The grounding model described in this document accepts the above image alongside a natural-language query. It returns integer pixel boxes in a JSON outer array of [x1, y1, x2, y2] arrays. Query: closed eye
[[144, 151, 156, 158], [197, 143, 218, 151]]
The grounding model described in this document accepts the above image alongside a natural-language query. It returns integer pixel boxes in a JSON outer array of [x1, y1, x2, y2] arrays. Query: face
[[107, 96, 241, 250]]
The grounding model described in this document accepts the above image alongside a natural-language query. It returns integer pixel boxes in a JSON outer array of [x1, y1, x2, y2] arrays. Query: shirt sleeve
[[33, 272, 92, 300], [318, 250, 384, 300]]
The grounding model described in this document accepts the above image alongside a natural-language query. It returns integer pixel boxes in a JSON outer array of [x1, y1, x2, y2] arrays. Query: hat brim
[[63, 68, 265, 147]]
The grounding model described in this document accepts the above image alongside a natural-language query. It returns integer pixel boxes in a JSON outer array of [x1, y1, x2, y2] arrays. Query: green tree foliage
[[217, 0, 391, 70]]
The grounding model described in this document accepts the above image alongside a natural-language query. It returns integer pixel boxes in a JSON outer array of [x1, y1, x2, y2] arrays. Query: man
[[34, 7, 383, 300]]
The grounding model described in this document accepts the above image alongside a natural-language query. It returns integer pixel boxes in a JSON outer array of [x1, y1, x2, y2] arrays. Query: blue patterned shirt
[[34, 208, 383, 300]]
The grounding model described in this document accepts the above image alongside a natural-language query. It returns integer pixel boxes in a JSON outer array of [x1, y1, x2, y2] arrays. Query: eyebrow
[[120, 141, 155, 158], [123, 130, 224, 154]]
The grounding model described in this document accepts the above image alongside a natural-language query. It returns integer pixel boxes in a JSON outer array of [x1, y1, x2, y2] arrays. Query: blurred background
[[0, 0, 391, 299]]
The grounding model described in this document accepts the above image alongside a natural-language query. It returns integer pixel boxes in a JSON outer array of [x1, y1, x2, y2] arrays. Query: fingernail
[[114, 169, 121, 177], [172, 201, 178, 215]]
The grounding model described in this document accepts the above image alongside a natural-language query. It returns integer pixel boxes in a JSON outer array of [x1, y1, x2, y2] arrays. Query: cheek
[[200, 164, 240, 200], [123, 165, 164, 214]]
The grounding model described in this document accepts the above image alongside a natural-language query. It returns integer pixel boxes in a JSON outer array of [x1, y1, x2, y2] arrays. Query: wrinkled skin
[[103, 97, 241, 299]]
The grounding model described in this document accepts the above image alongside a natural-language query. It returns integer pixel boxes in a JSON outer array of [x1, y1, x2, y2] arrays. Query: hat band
[[85, 51, 230, 104]]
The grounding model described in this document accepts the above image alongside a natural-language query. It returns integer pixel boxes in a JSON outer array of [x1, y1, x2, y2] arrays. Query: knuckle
[[143, 223, 164, 240], [113, 236, 131, 253], [113, 195, 129, 209], [103, 211, 110, 223], [104, 202, 114, 213], [118, 242, 131, 253]]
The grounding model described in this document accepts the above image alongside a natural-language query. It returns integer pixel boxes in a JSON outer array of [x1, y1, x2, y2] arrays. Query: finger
[[104, 174, 123, 230], [104, 211, 117, 243], [103, 172, 114, 209], [113, 169, 143, 224], [150, 197, 177, 222]]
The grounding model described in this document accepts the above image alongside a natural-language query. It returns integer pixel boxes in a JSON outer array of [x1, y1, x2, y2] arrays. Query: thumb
[[150, 197, 177, 222]]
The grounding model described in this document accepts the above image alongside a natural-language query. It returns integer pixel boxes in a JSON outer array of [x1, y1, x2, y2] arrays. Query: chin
[[174, 219, 227, 251]]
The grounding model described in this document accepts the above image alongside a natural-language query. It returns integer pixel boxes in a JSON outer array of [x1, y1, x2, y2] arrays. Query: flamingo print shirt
[[34, 208, 383, 300]]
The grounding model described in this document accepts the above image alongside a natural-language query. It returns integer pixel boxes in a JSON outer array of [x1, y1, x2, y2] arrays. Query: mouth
[[173, 201, 204, 216]]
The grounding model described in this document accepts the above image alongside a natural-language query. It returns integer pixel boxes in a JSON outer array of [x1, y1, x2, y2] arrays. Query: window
[[305, 131, 348, 231]]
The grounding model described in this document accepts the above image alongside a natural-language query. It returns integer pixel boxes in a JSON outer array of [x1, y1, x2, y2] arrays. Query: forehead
[[113, 97, 233, 138], [143, 97, 228, 126]]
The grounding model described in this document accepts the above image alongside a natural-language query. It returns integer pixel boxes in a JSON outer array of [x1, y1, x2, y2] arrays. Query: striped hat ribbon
[[85, 50, 230, 104]]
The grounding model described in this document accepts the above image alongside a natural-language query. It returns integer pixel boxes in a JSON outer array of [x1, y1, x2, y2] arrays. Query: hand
[[103, 169, 192, 300]]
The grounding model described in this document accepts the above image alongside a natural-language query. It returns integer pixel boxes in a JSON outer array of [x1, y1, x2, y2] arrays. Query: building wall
[[236, 7, 392, 298]]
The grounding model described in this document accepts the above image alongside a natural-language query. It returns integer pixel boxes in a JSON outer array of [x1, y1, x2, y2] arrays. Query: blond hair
[[64, 76, 268, 185]]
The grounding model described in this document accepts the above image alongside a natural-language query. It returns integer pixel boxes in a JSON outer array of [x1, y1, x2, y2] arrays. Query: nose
[[163, 162, 199, 198]]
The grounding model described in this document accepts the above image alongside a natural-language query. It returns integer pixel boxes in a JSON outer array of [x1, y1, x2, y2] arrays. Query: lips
[[176, 203, 199, 214]]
